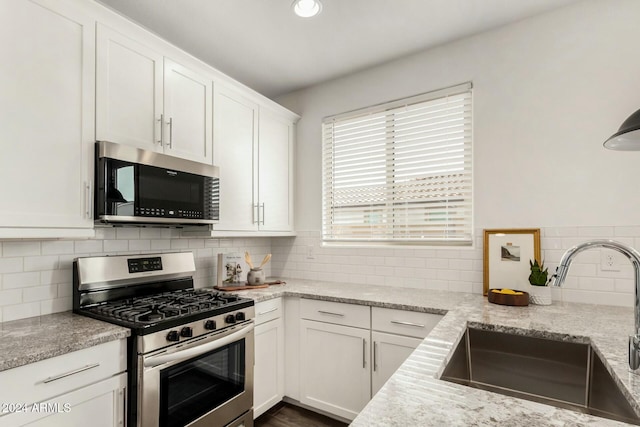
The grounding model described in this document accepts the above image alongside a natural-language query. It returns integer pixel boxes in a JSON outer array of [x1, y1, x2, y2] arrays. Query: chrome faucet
[[549, 239, 640, 371]]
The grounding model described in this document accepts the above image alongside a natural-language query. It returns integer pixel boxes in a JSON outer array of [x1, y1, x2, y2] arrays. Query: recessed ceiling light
[[292, 0, 322, 18]]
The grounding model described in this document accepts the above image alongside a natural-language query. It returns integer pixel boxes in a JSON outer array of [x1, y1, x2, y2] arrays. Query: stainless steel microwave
[[95, 141, 220, 226]]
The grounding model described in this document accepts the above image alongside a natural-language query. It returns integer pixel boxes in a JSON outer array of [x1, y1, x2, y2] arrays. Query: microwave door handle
[[144, 323, 254, 368]]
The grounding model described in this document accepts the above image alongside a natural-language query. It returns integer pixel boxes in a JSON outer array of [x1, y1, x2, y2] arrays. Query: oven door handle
[[144, 323, 254, 368]]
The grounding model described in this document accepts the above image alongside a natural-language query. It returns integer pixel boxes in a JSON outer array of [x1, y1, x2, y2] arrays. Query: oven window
[[159, 339, 246, 427]]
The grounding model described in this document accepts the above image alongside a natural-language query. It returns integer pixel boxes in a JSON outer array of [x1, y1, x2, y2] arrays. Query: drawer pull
[[318, 310, 345, 317], [42, 363, 100, 384], [258, 307, 279, 316], [391, 320, 425, 328]]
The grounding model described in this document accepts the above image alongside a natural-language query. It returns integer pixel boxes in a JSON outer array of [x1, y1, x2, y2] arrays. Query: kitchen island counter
[[226, 279, 640, 426]]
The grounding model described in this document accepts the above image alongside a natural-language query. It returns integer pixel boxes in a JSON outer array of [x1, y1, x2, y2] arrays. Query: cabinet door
[[164, 58, 213, 164], [2, 373, 126, 427], [0, 0, 94, 230], [371, 331, 422, 396], [96, 23, 163, 152], [300, 320, 370, 420], [254, 317, 285, 418], [258, 109, 294, 231], [213, 87, 258, 231]]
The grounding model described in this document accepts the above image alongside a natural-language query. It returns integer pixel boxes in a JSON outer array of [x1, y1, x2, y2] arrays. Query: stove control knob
[[204, 320, 216, 330], [180, 327, 193, 338], [166, 330, 180, 342], [235, 312, 246, 321], [225, 314, 236, 324]]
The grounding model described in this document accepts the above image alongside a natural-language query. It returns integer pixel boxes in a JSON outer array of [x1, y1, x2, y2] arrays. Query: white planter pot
[[529, 285, 552, 305]]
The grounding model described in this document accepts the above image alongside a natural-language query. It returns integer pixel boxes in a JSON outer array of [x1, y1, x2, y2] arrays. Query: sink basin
[[441, 327, 640, 425]]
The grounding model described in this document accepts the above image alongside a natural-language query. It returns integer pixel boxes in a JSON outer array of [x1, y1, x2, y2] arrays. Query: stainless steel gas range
[[73, 252, 254, 427]]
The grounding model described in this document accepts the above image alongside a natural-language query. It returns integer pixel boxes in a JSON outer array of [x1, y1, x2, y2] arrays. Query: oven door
[[139, 322, 254, 427]]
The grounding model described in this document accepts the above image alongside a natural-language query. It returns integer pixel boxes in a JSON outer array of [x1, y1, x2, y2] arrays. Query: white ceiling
[[98, 0, 582, 99]]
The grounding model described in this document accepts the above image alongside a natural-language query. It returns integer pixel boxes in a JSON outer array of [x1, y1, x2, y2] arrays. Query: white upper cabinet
[[96, 23, 163, 152], [0, 0, 95, 237], [258, 109, 294, 231], [213, 85, 259, 231], [163, 58, 213, 164], [212, 85, 297, 234], [96, 25, 213, 164]]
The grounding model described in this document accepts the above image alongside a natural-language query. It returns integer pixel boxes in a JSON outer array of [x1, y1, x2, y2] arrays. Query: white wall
[[273, 0, 640, 306], [278, 0, 640, 230]]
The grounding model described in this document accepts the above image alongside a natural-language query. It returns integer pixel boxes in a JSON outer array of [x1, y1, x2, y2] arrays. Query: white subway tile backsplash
[[23, 285, 57, 303], [116, 228, 140, 240], [24, 255, 58, 272], [171, 240, 189, 250], [3, 302, 40, 322], [129, 239, 151, 251], [40, 297, 72, 315], [104, 239, 129, 253], [577, 277, 615, 292], [3, 272, 39, 289], [41, 241, 74, 255], [0, 258, 23, 274], [0, 289, 23, 306], [578, 226, 615, 237], [2, 242, 40, 257], [2, 225, 640, 322], [74, 240, 103, 254]]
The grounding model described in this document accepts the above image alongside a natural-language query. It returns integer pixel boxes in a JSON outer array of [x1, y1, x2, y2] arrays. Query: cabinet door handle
[[157, 114, 164, 145], [363, 338, 367, 369], [258, 307, 278, 316], [167, 117, 173, 148], [260, 203, 265, 225], [318, 310, 344, 317], [85, 181, 93, 219], [373, 341, 378, 372], [42, 363, 100, 384], [391, 320, 425, 328]]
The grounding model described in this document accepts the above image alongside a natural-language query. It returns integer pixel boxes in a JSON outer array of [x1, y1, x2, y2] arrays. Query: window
[[322, 83, 472, 245]]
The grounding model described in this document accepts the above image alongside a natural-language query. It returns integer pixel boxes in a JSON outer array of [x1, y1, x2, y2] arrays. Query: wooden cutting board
[[214, 280, 286, 291]]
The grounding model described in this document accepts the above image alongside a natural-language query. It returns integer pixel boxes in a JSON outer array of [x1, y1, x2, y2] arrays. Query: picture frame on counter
[[483, 228, 541, 295]]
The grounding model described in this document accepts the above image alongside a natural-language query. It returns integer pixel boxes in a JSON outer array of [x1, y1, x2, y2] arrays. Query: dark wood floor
[[254, 402, 348, 427]]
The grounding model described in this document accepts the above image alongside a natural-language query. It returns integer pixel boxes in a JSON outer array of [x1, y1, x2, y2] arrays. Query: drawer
[[372, 307, 442, 338], [255, 298, 283, 325], [300, 299, 370, 329], [0, 339, 126, 405]]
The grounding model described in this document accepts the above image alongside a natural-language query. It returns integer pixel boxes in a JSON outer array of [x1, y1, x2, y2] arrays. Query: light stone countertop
[[0, 311, 130, 372], [221, 279, 640, 426]]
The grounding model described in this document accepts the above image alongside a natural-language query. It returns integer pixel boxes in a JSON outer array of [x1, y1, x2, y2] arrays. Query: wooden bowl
[[488, 289, 529, 306]]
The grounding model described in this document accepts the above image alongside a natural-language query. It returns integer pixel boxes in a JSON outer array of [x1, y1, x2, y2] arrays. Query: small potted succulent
[[528, 259, 551, 305]]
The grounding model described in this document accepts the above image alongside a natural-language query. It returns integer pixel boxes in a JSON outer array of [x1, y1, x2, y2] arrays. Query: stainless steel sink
[[441, 327, 640, 425]]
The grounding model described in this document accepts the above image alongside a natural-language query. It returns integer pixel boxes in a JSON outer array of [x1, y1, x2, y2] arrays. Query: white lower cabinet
[[3, 374, 127, 427], [0, 339, 126, 427], [299, 320, 371, 420], [371, 331, 422, 395], [253, 298, 285, 418], [297, 299, 444, 421]]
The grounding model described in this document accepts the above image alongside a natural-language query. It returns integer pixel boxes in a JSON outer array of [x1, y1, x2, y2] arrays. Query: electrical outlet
[[306, 245, 315, 259], [601, 250, 621, 272]]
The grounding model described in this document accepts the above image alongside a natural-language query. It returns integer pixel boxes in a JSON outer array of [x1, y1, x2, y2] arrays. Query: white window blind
[[322, 83, 473, 245]]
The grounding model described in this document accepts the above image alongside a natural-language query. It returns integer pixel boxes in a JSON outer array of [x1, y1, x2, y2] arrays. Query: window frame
[[321, 82, 473, 247]]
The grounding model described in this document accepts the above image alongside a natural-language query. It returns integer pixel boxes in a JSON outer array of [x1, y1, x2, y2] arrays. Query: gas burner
[[85, 287, 253, 327]]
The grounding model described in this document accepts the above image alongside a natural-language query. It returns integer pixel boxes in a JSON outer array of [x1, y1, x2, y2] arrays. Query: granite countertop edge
[[0, 312, 130, 372]]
